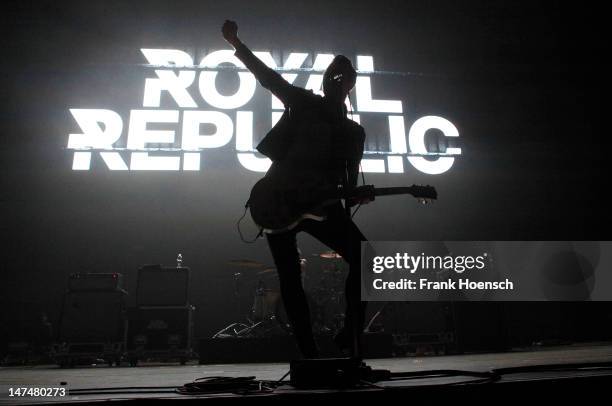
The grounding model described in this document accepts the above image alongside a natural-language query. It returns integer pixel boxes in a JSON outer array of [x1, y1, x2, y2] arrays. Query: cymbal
[[317, 251, 343, 259], [227, 259, 267, 268], [256, 267, 277, 275]]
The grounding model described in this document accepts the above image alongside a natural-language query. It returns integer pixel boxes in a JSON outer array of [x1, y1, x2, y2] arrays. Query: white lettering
[[128, 109, 180, 170]]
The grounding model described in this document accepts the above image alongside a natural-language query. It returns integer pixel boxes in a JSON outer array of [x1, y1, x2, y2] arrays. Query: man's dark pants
[[265, 203, 367, 358]]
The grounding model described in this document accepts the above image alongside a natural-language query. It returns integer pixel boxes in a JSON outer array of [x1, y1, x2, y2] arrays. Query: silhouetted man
[[222, 20, 370, 358]]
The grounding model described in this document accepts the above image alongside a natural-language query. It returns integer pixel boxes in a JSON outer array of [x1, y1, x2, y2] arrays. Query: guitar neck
[[372, 187, 417, 197], [341, 185, 437, 201]]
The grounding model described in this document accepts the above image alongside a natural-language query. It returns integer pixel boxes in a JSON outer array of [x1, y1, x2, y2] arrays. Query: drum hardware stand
[[213, 269, 289, 338], [211, 317, 282, 338]]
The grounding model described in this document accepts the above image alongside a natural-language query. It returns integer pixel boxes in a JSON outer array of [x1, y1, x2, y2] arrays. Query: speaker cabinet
[[136, 265, 190, 307], [58, 290, 127, 343]]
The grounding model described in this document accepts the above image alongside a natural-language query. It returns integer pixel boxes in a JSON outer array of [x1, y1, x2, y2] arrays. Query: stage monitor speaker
[[58, 290, 127, 343], [68, 273, 124, 292], [136, 265, 190, 307]]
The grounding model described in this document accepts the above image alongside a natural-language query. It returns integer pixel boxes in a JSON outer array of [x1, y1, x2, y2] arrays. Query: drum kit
[[212, 252, 347, 338]]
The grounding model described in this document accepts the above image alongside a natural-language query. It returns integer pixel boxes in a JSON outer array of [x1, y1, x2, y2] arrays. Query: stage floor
[[2, 342, 612, 403]]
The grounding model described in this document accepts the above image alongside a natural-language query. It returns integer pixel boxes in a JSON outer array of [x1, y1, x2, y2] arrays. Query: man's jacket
[[234, 42, 365, 189]]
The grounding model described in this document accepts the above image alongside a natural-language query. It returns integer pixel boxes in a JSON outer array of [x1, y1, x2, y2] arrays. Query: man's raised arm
[[222, 20, 303, 107]]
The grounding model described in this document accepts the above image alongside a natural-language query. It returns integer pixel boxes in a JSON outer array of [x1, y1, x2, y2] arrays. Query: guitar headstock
[[418, 197, 435, 205], [410, 184, 438, 202]]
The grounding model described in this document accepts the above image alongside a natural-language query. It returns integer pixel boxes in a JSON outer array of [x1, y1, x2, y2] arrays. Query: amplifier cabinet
[[136, 265, 190, 307], [68, 273, 124, 292], [58, 290, 127, 343]]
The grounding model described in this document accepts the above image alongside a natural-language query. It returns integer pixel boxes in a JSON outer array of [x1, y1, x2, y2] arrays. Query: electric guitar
[[248, 173, 437, 233]]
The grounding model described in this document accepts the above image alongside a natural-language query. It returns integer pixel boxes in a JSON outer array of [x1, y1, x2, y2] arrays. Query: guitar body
[[249, 108, 345, 232], [248, 164, 438, 233], [248, 168, 339, 233]]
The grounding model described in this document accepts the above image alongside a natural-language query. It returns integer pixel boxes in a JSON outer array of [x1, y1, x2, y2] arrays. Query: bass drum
[[274, 293, 327, 334], [252, 289, 281, 322]]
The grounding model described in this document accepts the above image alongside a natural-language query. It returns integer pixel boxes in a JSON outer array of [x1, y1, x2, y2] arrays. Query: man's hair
[[325, 55, 357, 90]]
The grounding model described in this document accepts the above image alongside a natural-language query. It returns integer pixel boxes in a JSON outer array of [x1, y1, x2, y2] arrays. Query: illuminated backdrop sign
[[67, 49, 461, 174]]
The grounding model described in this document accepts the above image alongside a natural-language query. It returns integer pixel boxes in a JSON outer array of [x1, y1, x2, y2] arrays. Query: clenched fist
[[222, 20, 240, 47]]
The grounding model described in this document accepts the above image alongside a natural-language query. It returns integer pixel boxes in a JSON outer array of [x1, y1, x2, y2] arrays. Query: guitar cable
[[236, 202, 262, 243]]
